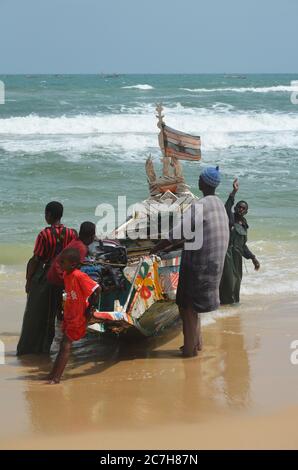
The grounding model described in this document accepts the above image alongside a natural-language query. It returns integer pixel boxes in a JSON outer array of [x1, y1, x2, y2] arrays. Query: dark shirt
[[225, 194, 255, 260]]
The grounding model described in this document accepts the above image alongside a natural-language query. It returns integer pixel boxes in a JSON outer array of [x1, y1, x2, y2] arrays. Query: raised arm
[[225, 178, 239, 218]]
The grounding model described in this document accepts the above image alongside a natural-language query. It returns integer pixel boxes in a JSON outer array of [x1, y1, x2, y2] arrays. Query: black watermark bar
[[0, 450, 295, 465]]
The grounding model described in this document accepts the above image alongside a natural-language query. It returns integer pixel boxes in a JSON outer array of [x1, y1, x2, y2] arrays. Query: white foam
[[240, 241, 298, 297], [0, 133, 156, 156], [0, 265, 7, 275], [0, 114, 155, 135], [180, 84, 298, 93], [1, 107, 297, 136], [121, 84, 154, 90], [1, 106, 298, 154], [201, 308, 239, 326]]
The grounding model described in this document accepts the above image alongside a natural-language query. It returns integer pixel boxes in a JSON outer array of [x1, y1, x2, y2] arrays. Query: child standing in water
[[220, 178, 260, 305], [47, 248, 100, 384]]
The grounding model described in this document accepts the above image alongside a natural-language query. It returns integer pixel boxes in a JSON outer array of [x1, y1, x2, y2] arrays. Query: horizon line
[[1, 72, 298, 76]]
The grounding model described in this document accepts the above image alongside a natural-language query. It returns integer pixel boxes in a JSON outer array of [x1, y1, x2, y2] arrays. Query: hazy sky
[[0, 0, 297, 73]]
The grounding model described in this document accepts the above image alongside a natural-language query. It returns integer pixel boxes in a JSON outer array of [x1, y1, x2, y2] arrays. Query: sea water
[[0, 74, 298, 301]]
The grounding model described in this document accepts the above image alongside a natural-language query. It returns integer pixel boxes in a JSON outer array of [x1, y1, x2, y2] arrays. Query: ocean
[[0, 74, 298, 302]]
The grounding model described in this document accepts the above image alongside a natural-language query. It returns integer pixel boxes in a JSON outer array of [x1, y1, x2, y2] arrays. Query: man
[[152, 166, 229, 357], [17, 201, 77, 356], [219, 178, 260, 305], [47, 221, 96, 287]]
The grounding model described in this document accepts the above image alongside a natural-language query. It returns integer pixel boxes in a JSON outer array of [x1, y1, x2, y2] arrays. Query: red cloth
[[34, 224, 77, 262], [47, 239, 88, 286], [63, 269, 99, 341]]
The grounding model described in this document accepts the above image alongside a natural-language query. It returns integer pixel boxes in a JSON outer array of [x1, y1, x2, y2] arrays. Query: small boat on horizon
[[99, 72, 122, 79], [224, 74, 247, 79]]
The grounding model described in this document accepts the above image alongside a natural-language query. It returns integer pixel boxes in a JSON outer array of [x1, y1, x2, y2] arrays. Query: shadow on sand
[[11, 321, 182, 382]]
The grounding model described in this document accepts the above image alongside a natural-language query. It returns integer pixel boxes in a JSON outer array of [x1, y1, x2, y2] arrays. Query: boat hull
[[88, 190, 197, 339], [89, 253, 181, 338], [129, 300, 180, 337]]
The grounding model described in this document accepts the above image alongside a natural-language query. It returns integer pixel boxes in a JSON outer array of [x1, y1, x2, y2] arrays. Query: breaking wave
[[121, 84, 154, 90], [180, 84, 298, 93], [1, 105, 298, 154]]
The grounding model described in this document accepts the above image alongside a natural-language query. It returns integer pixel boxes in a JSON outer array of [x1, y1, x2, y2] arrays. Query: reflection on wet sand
[[209, 315, 251, 409], [2, 296, 298, 449], [17, 316, 251, 437]]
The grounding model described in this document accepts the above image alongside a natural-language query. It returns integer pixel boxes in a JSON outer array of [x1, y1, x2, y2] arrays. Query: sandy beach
[[1, 287, 298, 450], [1, 0, 298, 451], [1, 73, 298, 451]]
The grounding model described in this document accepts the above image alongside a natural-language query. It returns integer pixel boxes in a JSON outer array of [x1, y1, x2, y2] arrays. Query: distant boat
[[99, 73, 121, 79], [224, 74, 247, 79], [86, 105, 201, 338]]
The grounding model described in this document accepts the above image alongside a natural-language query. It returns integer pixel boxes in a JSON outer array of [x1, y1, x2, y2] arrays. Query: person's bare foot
[[46, 378, 60, 385], [179, 347, 198, 357], [182, 351, 198, 358], [180, 343, 202, 353]]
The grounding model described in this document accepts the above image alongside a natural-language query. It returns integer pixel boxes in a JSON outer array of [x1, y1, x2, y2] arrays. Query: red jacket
[[47, 239, 88, 287]]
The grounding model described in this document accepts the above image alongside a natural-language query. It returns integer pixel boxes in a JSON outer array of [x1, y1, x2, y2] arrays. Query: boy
[[46, 248, 100, 384], [47, 221, 96, 287], [219, 178, 260, 305], [17, 201, 77, 356]]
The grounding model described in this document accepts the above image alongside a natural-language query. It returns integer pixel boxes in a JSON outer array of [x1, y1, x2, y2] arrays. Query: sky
[[0, 0, 297, 73]]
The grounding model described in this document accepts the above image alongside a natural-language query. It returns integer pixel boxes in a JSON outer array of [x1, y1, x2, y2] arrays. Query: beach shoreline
[[1, 291, 298, 450]]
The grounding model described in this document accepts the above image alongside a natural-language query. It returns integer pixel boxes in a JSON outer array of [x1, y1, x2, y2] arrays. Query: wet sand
[[1, 293, 298, 449]]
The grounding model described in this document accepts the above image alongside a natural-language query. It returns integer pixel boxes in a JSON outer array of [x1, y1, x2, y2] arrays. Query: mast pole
[[156, 103, 170, 177]]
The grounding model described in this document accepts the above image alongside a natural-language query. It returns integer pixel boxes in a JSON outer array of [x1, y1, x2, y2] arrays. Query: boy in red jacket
[[47, 221, 96, 287], [47, 248, 100, 384]]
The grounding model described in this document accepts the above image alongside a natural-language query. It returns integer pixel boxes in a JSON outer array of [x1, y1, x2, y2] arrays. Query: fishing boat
[[86, 105, 202, 338], [99, 72, 122, 79]]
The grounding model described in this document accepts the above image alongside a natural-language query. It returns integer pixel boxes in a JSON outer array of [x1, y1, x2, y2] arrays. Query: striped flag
[[163, 125, 201, 161]]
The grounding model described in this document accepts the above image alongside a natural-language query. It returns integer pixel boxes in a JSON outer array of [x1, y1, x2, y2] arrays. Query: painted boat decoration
[[86, 105, 201, 337]]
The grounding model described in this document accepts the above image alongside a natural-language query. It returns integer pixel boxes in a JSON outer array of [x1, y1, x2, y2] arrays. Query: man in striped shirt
[[17, 201, 77, 356]]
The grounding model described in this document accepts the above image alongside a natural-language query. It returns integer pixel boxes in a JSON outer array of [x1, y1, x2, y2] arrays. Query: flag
[[163, 125, 201, 161]]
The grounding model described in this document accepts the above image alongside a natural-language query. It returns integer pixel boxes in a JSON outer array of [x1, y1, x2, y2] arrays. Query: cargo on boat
[[86, 105, 201, 337]]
